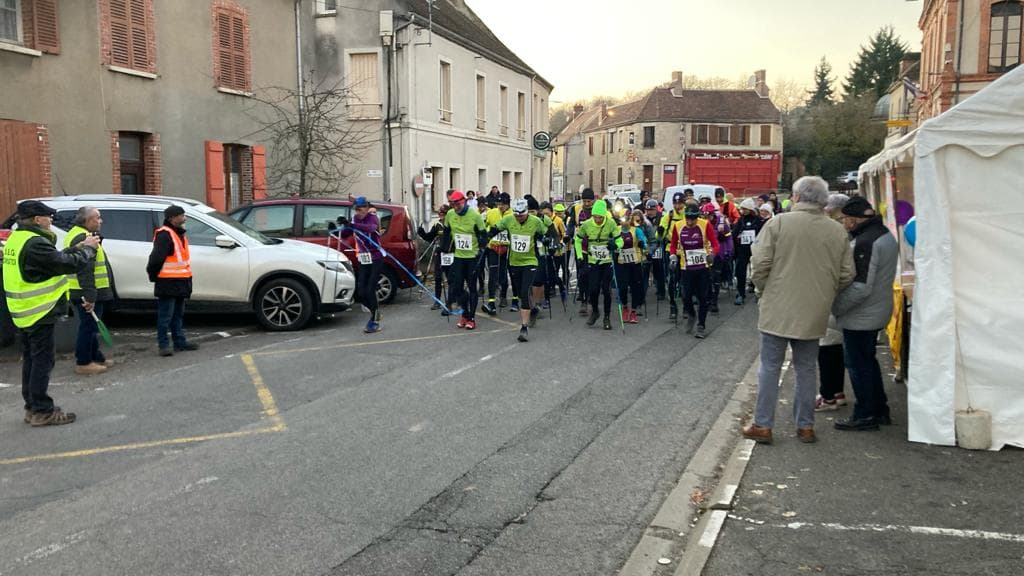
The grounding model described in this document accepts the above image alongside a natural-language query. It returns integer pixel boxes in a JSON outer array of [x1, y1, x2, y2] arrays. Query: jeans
[[157, 296, 187, 350], [356, 259, 384, 316], [587, 263, 613, 315], [74, 300, 107, 366], [681, 268, 711, 326], [818, 343, 845, 400], [449, 256, 480, 320], [21, 322, 56, 413], [753, 332, 819, 429], [843, 329, 890, 421]]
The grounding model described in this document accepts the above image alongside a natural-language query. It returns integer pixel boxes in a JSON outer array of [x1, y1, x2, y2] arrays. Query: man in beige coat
[[742, 176, 854, 444]]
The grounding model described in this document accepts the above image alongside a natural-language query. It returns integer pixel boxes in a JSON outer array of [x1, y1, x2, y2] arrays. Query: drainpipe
[[954, 0, 965, 105], [294, 0, 304, 120]]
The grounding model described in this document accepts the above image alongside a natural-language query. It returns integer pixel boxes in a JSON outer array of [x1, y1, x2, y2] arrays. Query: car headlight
[[319, 260, 353, 274]]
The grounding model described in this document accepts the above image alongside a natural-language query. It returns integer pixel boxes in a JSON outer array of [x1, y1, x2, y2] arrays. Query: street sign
[[886, 119, 914, 128], [367, 169, 383, 178], [533, 131, 551, 151], [412, 175, 424, 197]]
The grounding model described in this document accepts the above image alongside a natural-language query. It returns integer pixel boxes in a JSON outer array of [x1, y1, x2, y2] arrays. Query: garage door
[[686, 153, 779, 195]]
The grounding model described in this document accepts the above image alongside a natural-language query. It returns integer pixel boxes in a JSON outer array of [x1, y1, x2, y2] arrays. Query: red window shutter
[[231, 13, 248, 91], [128, 0, 150, 69], [215, 11, 234, 88], [109, 0, 132, 67], [33, 0, 61, 54], [252, 145, 267, 200], [205, 140, 226, 212]]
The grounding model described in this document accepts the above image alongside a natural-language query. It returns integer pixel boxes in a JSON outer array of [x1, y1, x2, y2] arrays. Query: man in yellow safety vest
[[64, 206, 114, 375]]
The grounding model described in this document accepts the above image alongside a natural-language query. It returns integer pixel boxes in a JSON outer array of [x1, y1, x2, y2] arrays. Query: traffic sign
[[533, 131, 551, 151]]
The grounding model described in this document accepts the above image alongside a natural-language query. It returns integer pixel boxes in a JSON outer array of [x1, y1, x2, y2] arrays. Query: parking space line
[[477, 315, 520, 328], [250, 329, 507, 357], [241, 354, 286, 431], [763, 520, 1024, 543]]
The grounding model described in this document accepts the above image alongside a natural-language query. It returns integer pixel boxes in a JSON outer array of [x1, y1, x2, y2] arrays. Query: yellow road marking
[[251, 328, 507, 357], [1, 355, 288, 466], [241, 354, 286, 430], [0, 427, 282, 466]]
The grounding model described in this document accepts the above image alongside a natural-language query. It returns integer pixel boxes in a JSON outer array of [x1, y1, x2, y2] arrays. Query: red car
[[229, 199, 417, 304]]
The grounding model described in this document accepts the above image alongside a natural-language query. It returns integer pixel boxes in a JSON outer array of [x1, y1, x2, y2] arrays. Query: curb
[[618, 356, 758, 576]]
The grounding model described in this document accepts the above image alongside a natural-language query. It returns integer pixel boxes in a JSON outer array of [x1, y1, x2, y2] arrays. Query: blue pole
[[340, 228, 451, 313]]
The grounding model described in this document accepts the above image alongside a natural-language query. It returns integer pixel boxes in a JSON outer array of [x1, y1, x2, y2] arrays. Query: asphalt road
[[0, 288, 761, 576]]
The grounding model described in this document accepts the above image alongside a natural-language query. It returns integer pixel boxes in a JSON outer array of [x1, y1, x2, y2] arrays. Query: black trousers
[[486, 249, 509, 301], [681, 268, 711, 326], [818, 343, 845, 400], [356, 260, 384, 316], [645, 255, 666, 298], [616, 263, 644, 308], [449, 257, 480, 320], [587, 263, 613, 315], [734, 254, 751, 299], [21, 322, 56, 413], [576, 257, 590, 304], [509, 265, 537, 310]]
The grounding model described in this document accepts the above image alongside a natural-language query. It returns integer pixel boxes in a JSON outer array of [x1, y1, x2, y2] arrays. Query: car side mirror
[[215, 235, 238, 249]]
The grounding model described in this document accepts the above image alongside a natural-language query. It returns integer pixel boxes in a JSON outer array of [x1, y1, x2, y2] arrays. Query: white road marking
[[736, 439, 755, 461], [717, 484, 738, 507], [12, 530, 87, 569], [434, 344, 516, 383], [699, 510, 729, 548], [0, 383, 11, 389], [772, 521, 1024, 543], [217, 331, 231, 338]]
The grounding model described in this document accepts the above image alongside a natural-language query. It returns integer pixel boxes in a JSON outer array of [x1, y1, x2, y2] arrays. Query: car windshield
[[203, 210, 282, 245]]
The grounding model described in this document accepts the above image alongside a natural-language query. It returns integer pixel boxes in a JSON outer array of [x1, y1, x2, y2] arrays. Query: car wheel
[[255, 278, 313, 331], [376, 266, 398, 304]]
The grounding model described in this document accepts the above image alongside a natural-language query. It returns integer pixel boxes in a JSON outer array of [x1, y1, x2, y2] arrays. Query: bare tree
[[243, 73, 376, 197], [770, 77, 808, 113]]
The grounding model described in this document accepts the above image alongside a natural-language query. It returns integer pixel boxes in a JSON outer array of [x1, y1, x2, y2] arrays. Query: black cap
[[841, 196, 875, 217], [539, 201, 552, 211], [672, 192, 685, 203], [498, 193, 511, 205], [526, 196, 540, 211], [16, 200, 55, 218], [485, 196, 497, 208], [581, 188, 595, 200], [164, 205, 186, 219]]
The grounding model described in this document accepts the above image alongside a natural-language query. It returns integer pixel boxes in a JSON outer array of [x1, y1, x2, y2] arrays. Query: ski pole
[[608, 247, 626, 335], [349, 228, 450, 313]]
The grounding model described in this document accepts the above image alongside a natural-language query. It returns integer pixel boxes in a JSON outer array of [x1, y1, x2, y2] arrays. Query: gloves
[[607, 239, 617, 252], [337, 216, 350, 227], [670, 255, 679, 269], [488, 226, 499, 238]]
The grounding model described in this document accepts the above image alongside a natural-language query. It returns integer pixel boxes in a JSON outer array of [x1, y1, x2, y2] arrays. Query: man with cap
[[831, 196, 898, 431], [4, 200, 99, 426], [444, 190, 488, 330], [658, 192, 691, 321], [491, 198, 549, 341], [482, 192, 512, 313], [567, 188, 597, 315], [643, 199, 667, 301], [147, 205, 200, 356], [731, 198, 763, 305], [715, 188, 740, 224], [337, 196, 385, 333], [668, 203, 717, 337], [574, 200, 622, 330], [549, 202, 570, 300]]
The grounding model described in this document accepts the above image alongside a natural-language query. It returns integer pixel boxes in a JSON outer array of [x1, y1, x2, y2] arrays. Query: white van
[[662, 184, 726, 208]]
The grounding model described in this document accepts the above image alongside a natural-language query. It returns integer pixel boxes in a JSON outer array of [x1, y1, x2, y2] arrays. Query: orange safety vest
[[155, 226, 192, 279]]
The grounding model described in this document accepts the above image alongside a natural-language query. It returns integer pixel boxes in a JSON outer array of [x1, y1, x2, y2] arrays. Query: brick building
[[918, 0, 1022, 122], [578, 71, 783, 199], [0, 0, 298, 216]]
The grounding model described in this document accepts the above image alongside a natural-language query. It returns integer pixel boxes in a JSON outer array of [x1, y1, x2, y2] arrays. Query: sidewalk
[[695, 344, 1024, 576]]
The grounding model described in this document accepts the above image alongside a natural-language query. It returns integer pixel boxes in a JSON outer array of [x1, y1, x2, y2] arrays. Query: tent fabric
[[909, 65, 1024, 450]]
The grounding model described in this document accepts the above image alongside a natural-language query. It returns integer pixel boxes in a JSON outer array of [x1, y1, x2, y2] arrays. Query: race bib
[[454, 233, 473, 251], [739, 230, 756, 245], [652, 247, 664, 260], [357, 252, 373, 265], [619, 250, 637, 264], [496, 231, 510, 244], [511, 234, 531, 254], [589, 245, 610, 261], [685, 249, 707, 267], [440, 253, 454, 266]]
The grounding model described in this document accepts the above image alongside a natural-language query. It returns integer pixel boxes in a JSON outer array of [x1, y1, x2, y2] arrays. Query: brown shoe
[[24, 410, 32, 424], [100, 359, 115, 368], [30, 408, 77, 427], [741, 424, 773, 444], [797, 427, 817, 443], [74, 363, 108, 375]]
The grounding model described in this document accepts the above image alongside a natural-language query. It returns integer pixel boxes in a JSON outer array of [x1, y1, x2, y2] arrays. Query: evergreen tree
[[842, 26, 909, 100], [808, 56, 836, 106]]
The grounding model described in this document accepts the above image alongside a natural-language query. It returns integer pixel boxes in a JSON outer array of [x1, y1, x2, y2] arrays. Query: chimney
[[573, 104, 584, 119], [599, 102, 608, 126], [671, 70, 684, 94], [899, 53, 921, 78], [753, 69, 769, 98]]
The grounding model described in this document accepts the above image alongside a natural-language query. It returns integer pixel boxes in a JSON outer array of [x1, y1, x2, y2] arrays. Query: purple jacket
[[339, 212, 382, 261]]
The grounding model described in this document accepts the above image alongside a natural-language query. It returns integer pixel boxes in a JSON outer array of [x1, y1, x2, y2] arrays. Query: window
[[588, 170, 593, 190], [618, 129, 623, 151], [0, 0, 60, 53], [439, 60, 452, 123], [608, 132, 613, 154], [516, 92, 526, 139], [514, 171, 523, 195], [475, 73, 486, 130], [599, 169, 605, 193], [478, 168, 487, 192], [730, 125, 750, 146], [99, 209, 158, 242], [642, 126, 655, 148], [119, 133, 145, 195], [0, 0, 19, 44], [223, 144, 246, 210], [349, 52, 380, 118], [989, 1, 1022, 72], [105, 0, 155, 73], [760, 125, 772, 146], [449, 167, 461, 192], [213, 4, 250, 92], [499, 84, 509, 136], [303, 204, 350, 237], [184, 217, 223, 247], [692, 124, 709, 145], [315, 0, 337, 15], [601, 134, 606, 155], [239, 205, 295, 237], [718, 126, 731, 144], [628, 131, 635, 146], [617, 166, 623, 184], [588, 136, 594, 155], [375, 207, 393, 233]]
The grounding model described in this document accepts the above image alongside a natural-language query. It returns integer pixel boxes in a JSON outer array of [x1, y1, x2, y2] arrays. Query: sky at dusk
[[467, 0, 925, 103]]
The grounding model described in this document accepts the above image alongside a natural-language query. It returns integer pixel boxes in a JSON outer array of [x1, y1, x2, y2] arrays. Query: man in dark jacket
[[3, 200, 99, 426], [66, 206, 115, 375], [146, 205, 198, 356], [832, 196, 899, 431], [731, 198, 763, 305]]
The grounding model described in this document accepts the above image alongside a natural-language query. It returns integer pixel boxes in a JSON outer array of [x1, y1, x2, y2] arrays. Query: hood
[[274, 238, 350, 263]]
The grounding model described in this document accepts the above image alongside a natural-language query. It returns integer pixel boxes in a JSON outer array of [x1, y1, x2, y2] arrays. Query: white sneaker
[[834, 392, 848, 406], [815, 395, 840, 412]]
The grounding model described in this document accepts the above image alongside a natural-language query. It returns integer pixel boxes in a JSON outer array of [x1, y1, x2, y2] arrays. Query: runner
[[658, 192, 690, 321], [643, 199, 666, 302], [731, 198, 762, 305], [482, 193, 512, 314], [669, 203, 718, 338], [575, 200, 622, 330], [337, 196, 385, 333], [567, 188, 597, 315], [615, 210, 648, 324], [443, 191, 488, 330], [702, 202, 733, 315], [417, 204, 454, 314], [491, 198, 548, 342]]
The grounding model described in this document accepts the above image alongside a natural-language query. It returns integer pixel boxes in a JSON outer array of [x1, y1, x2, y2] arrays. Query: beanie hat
[[498, 193, 511, 205], [581, 188, 595, 200], [841, 196, 875, 217], [591, 200, 608, 217], [164, 205, 186, 219], [740, 198, 757, 212]]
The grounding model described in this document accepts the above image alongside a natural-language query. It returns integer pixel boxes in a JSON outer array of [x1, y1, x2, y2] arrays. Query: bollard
[[955, 409, 992, 450]]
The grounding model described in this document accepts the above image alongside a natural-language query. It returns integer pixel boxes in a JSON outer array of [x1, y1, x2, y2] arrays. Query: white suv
[[5, 195, 355, 331]]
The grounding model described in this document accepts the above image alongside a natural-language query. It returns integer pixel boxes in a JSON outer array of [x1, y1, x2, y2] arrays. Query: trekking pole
[[350, 229, 450, 313], [608, 249, 626, 335]]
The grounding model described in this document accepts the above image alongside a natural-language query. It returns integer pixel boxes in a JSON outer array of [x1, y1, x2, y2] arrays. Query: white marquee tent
[[909, 65, 1024, 449]]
